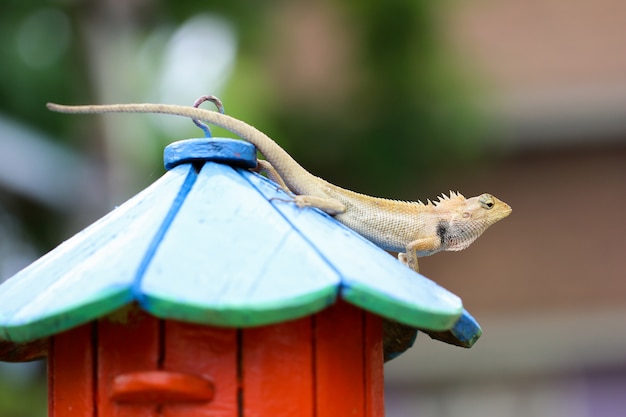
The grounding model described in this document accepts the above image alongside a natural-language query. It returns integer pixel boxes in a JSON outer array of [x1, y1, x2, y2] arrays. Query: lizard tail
[[46, 102, 315, 193]]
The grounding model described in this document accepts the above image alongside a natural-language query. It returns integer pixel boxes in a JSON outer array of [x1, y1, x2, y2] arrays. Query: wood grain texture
[[242, 170, 464, 331], [315, 300, 366, 416], [163, 320, 238, 417], [0, 164, 192, 343], [364, 313, 385, 417], [242, 317, 314, 417], [48, 323, 94, 417], [140, 162, 340, 327]]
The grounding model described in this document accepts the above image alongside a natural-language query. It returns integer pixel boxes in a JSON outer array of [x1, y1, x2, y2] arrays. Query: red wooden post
[[316, 300, 367, 415], [49, 323, 94, 417], [163, 320, 238, 417], [365, 313, 385, 417], [243, 316, 315, 416]]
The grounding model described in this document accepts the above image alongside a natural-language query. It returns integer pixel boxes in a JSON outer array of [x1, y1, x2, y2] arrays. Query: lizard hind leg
[[256, 159, 346, 215], [293, 195, 346, 215], [256, 159, 292, 194]]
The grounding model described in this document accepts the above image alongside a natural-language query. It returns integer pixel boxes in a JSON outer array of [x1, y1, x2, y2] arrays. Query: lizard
[[46, 102, 512, 273]]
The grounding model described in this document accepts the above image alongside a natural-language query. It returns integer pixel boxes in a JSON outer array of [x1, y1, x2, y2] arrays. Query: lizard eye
[[479, 194, 495, 210]]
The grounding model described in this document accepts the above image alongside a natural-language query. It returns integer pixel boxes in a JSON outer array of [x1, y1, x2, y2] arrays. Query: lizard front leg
[[398, 237, 441, 273]]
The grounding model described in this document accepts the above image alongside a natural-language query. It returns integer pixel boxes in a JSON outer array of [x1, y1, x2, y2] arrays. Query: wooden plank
[[364, 313, 384, 417], [162, 320, 238, 417], [48, 323, 94, 417], [0, 164, 193, 342], [315, 301, 365, 417], [243, 170, 464, 331], [0, 338, 48, 362], [98, 306, 160, 417], [140, 162, 339, 327], [242, 317, 314, 417]]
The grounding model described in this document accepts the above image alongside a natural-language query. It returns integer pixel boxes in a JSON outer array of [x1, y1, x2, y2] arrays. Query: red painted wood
[[364, 313, 385, 417], [47, 304, 385, 417], [242, 316, 314, 417], [48, 323, 94, 417], [162, 320, 238, 417], [315, 300, 366, 417], [111, 371, 214, 403], [98, 306, 160, 417]]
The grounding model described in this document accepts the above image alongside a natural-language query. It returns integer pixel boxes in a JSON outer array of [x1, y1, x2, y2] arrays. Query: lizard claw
[[398, 252, 419, 273]]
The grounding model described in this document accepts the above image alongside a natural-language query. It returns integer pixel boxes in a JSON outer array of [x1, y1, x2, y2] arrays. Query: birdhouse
[[0, 136, 481, 416]]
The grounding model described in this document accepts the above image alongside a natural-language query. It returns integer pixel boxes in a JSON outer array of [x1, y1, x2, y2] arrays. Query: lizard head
[[436, 192, 512, 252]]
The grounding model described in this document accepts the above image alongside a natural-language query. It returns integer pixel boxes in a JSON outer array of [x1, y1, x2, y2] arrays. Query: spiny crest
[[417, 191, 466, 207]]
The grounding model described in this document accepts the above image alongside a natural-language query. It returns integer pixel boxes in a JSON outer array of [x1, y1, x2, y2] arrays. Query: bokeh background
[[1, 1, 625, 416]]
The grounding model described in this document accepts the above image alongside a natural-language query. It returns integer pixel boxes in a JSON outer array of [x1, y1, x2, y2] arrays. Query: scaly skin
[[47, 102, 511, 272]]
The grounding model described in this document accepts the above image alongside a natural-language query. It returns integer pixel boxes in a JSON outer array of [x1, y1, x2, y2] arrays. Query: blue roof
[[0, 138, 480, 348]]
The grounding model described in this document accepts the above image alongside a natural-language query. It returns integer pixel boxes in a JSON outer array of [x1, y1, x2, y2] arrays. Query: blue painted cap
[[164, 138, 257, 170]]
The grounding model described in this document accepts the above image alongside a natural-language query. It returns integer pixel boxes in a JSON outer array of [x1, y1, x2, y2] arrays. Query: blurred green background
[[1, 0, 489, 252], [1, 1, 625, 417]]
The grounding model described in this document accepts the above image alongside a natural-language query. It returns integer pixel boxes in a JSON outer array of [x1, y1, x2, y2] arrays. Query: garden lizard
[[47, 102, 512, 272]]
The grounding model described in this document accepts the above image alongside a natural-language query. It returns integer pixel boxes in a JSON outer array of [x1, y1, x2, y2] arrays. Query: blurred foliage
[[0, 1, 487, 415], [269, 0, 486, 196], [0, 2, 91, 137], [0, 363, 47, 417]]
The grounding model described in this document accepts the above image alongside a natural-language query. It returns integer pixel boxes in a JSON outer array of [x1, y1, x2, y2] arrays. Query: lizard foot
[[293, 195, 346, 215], [398, 252, 419, 273], [269, 195, 346, 216]]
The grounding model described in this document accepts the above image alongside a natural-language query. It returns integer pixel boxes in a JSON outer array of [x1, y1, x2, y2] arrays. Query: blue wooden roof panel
[[241, 170, 463, 331], [139, 162, 340, 326], [0, 165, 192, 341]]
